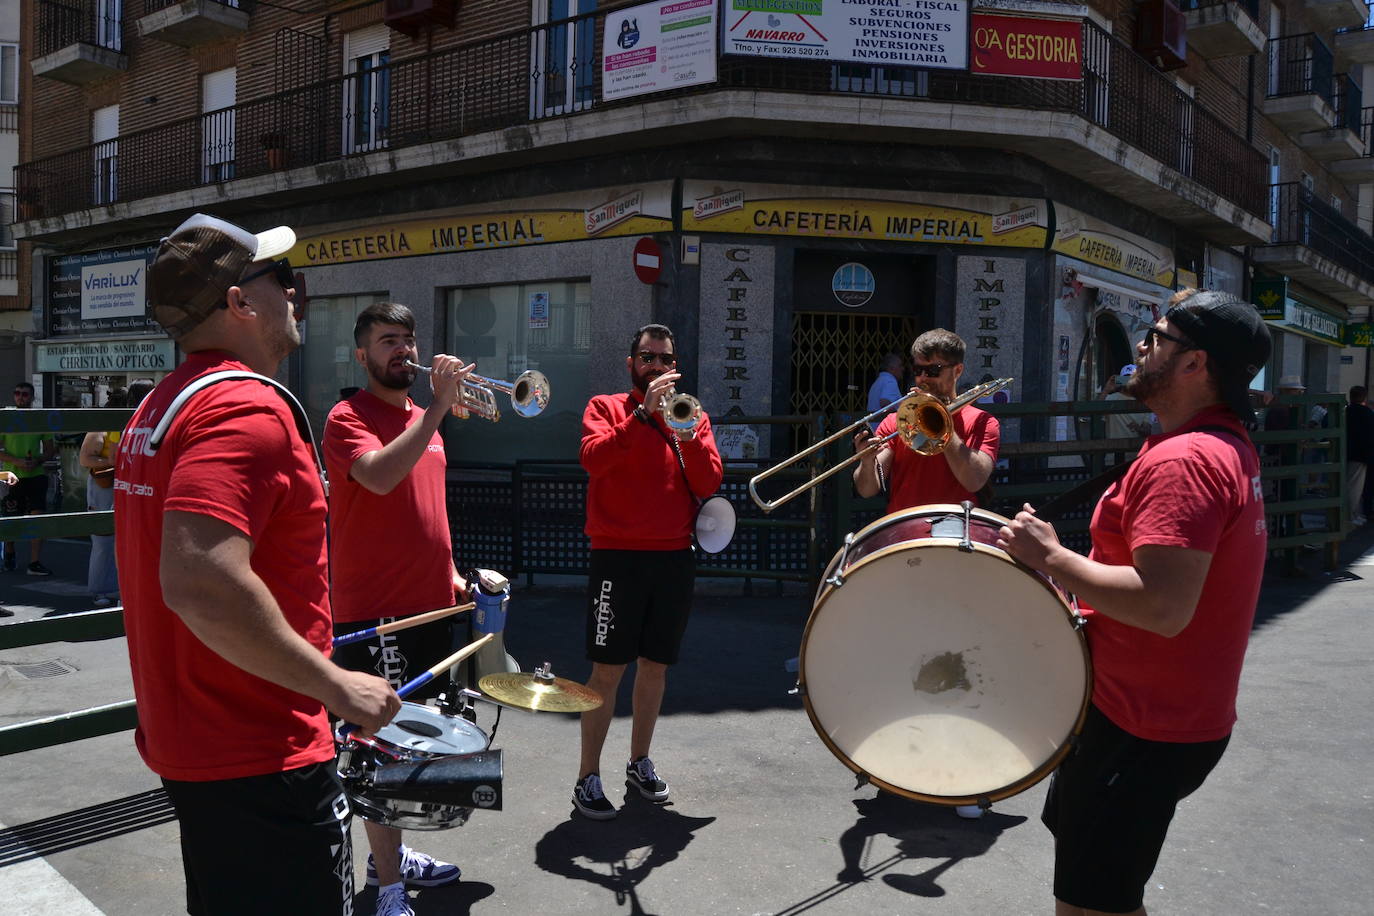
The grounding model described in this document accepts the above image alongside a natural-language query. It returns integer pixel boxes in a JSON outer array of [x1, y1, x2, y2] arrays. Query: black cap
[[1166, 290, 1271, 424]]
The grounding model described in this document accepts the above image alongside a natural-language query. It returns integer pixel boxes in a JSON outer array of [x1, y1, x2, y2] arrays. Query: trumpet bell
[[663, 391, 702, 432], [509, 369, 551, 419]]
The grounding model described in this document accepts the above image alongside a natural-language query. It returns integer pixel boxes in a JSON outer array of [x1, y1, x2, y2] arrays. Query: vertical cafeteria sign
[[724, 0, 969, 70], [602, 0, 718, 101]]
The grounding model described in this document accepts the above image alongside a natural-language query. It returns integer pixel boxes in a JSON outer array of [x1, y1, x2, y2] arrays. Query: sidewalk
[[1, 533, 1372, 914]]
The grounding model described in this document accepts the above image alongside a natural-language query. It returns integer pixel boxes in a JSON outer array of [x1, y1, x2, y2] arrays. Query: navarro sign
[[971, 12, 1082, 81]]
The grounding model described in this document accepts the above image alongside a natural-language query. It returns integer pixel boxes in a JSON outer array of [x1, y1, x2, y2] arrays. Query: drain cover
[[2, 658, 79, 679]]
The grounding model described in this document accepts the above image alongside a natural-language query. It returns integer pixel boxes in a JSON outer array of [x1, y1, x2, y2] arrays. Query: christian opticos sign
[[35, 339, 176, 373], [724, 0, 970, 71], [971, 12, 1082, 80]]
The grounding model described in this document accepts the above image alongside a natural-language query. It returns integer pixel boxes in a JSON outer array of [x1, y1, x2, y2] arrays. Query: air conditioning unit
[[1135, 0, 1188, 71], [384, 0, 456, 37]]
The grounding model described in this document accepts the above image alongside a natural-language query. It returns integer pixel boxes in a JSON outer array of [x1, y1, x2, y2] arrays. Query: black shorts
[[1042, 704, 1230, 913], [2, 474, 46, 516], [161, 761, 353, 916], [332, 614, 460, 702], [585, 548, 696, 665]]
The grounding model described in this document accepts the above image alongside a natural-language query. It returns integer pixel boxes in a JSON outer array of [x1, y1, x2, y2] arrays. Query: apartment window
[[532, 0, 596, 117], [202, 68, 236, 183], [0, 188, 15, 249], [300, 292, 381, 434], [92, 105, 119, 205], [343, 26, 390, 154], [446, 280, 590, 463], [0, 44, 17, 104], [97, 0, 123, 53]]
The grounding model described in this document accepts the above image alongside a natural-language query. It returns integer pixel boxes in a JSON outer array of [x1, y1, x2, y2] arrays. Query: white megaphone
[[466, 568, 521, 687], [694, 496, 736, 554]]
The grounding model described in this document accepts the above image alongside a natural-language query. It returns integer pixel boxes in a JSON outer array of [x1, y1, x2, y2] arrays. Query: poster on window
[[528, 291, 550, 329], [602, 0, 718, 101], [48, 245, 162, 338], [723, 0, 970, 71]]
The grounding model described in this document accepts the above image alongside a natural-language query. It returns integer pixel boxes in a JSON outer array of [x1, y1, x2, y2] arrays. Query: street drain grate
[[2, 659, 79, 679]]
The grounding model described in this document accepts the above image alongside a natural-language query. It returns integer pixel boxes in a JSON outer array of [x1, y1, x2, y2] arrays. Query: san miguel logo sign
[[971, 13, 1082, 81]]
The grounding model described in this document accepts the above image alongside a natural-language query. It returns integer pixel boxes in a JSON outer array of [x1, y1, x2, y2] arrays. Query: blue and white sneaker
[[365, 845, 461, 887], [626, 756, 670, 802], [374, 884, 414, 916]]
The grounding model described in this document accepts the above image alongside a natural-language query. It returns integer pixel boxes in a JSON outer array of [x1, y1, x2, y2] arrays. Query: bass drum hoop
[[800, 505, 1092, 806]]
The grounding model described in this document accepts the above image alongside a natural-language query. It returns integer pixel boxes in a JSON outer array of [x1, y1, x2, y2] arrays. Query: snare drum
[[800, 504, 1091, 805], [337, 701, 489, 830]]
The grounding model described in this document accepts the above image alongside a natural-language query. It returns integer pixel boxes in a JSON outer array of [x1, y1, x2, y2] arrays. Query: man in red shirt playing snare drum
[[852, 327, 1001, 819], [998, 290, 1271, 916]]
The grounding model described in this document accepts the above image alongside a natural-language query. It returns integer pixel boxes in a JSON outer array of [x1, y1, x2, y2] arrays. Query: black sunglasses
[[911, 363, 951, 378], [637, 352, 677, 366], [1143, 327, 1193, 350], [240, 258, 295, 291]]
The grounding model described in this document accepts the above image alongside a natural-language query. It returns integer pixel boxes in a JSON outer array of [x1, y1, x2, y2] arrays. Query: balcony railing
[[14, 10, 1267, 223], [1269, 182, 1374, 285], [36, 0, 123, 56], [143, 0, 255, 11], [1268, 33, 1334, 99], [0, 106, 16, 133], [1333, 73, 1364, 133], [1360, 106, 1374, 155], [1178, 0, 1261, 18]]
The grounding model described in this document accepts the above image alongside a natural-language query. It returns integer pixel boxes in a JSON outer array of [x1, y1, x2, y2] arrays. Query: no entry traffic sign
[[633, 237, 662, 285]]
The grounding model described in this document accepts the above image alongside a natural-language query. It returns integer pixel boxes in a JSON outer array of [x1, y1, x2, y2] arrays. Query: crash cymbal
[[479, 663, 603, 713]]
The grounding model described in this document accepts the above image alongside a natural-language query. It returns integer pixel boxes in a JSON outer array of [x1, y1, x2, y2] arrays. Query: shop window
[[299, 292, 381, 434], [445, 280, 590, 464]]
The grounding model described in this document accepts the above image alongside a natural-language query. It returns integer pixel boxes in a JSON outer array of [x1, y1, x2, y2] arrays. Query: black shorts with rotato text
[[584, 548, 696, 665]]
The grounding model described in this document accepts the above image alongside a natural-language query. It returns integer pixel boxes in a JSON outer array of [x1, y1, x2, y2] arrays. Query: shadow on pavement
[[0, 789, 175, 865], [534, 793, 716, 915], [767, 792, 1028, 915]]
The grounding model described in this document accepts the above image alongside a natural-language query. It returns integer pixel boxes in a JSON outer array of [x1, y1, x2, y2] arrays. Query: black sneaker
[[0, 606, 12, 617], [26, 561, 52, 577], [626, 756, 670, 802], [572, 773, 617, 820]]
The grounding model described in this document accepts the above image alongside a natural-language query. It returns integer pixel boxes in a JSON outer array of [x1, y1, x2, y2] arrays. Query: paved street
[[1, 535, 1371, 915]]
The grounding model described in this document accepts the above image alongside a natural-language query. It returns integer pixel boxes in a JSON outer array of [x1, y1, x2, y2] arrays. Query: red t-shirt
[[324, 390, 455, 623], [875, 404, 1000, 512], [581, 390, 724, 550], [113, 351, 335, 782], [1085, 405, 1266, 742]]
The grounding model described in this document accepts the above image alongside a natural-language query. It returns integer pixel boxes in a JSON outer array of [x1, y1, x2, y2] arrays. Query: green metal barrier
[[0, 406, 134, 757]]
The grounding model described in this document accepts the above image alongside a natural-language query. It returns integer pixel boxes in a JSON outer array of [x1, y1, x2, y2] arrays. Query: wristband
[[633, 405, 652, 425]]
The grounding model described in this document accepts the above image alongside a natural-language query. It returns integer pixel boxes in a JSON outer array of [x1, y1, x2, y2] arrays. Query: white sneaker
[[375, 884, 414, 916], [1354, 515, 1368, 526], [955, 804, 987, 819]]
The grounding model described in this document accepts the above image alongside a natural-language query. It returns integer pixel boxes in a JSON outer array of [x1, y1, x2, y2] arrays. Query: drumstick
[[331, 602, 475, 647], [337, 633, 496, 740], [395, 633, 494, 700]]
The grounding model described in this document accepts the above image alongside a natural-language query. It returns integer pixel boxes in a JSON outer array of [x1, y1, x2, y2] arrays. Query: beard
[[266, 316, 301, 363], [1123, 352, 1179, 404], [632, 364, 662, 394], [367, 353, 416, 391]]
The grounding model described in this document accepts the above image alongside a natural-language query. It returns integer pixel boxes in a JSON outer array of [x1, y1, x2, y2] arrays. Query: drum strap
[[1037, 425, 1246, 523]]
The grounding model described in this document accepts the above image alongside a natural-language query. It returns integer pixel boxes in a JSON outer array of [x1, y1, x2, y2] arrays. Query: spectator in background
[[1345, 386, 1374, 526], [0, 381, 57, 575], [866, 353, 904, 428], [79, 380, 154, 606]]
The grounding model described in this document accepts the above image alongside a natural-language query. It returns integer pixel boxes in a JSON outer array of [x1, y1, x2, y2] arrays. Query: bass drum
[[801, 504, 1091, 805]]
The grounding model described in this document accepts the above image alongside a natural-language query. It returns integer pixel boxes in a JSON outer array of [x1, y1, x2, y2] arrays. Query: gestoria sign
[[971, 12, 1082, 81]]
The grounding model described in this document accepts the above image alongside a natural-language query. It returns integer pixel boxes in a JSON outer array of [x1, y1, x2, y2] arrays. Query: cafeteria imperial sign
[[36, 339, 176, 373]]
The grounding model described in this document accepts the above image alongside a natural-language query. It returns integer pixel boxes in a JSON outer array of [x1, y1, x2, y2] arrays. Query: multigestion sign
[[724, 0, 970, 71]]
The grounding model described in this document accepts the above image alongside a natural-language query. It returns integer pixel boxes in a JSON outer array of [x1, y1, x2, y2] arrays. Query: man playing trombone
[[572, 323, 723, 820], [324, 302, 471, 916], [853, 329, 1001, 513], [852, 328, 1001, 819]]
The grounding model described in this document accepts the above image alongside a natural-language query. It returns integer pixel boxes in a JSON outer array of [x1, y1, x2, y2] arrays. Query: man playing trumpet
[[572, 323, 723, 820], [852, 328, 1001, 818], [324, 302, 472, 916]]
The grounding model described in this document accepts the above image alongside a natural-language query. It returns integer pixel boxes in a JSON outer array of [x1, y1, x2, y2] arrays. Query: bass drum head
[[801, 538, 1088, 804]]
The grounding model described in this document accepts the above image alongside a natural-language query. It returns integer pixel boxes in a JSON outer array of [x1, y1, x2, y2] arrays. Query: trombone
[[747, 377, 1013, 513], [405, 360, 551, 422]]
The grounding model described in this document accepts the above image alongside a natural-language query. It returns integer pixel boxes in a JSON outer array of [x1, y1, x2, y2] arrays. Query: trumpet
[[405, 360, 551, 422], [660, 388, 702, 432], [747, 377, 1013, 513]]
